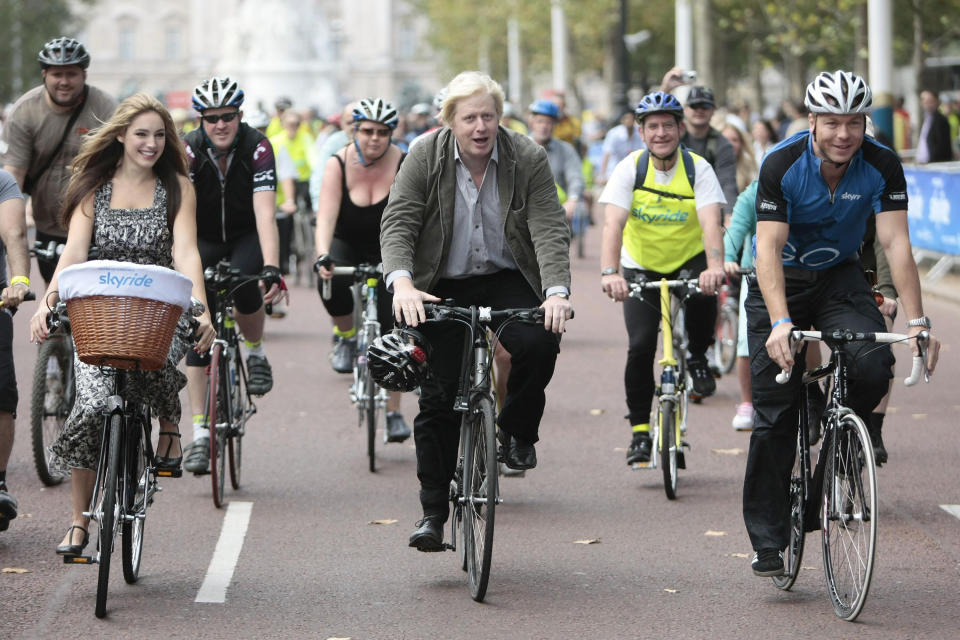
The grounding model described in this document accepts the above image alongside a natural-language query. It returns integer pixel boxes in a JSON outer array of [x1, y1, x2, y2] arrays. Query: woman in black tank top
[[313, 98, 412, 442]]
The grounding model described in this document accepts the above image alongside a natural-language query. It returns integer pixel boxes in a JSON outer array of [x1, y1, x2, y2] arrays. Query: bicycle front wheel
[[658, 398, 678, 500], [464, 395, 497, 601], [95, 414, 122, 618], [228, 354, 245, 490], [122, 414, 148, 584], [206, 344, 227, 508], [30, 336, 73, 486], [773, 429, 806, 591], [714, 306, 738, 375], [821, 412, 877, 621]]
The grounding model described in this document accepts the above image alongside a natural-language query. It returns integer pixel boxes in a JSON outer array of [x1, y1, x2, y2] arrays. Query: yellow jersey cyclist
[[598, 91, 725, 465], [744, 70, 940, 577], [181, 77, 284, 473]]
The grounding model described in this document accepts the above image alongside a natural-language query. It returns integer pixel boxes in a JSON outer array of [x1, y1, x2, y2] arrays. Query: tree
[[0, 0, 94, 104]]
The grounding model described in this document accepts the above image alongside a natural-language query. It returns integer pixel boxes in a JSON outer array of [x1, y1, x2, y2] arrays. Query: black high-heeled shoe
[[155, 431, 183, 472], [56, 525, 88, 556]]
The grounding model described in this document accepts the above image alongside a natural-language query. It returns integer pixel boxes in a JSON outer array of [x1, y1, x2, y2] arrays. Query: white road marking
[[196, 501, 253, 603], [939, 505, 960, 521]]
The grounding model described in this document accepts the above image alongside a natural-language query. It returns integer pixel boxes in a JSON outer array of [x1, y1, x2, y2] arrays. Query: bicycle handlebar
[[319, 263, 383, 300], [628, 277, 702, 297], [421, 302, 570, 324], [774, 329, 930, 386]]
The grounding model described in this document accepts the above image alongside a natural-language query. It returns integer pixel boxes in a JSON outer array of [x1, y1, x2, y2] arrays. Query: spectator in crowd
[[916, 90, 953, 163], [721, 123, 758, 194], [599, 109, 643, 184], [501, 102, 528, 135], [751, 119, 778, 160], [545, 89, 581, 145], [893, 95, 912, 153]]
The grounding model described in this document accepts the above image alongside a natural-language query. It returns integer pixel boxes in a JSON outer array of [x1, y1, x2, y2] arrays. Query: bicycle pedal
[[677, 452, 686, 470], [631, 461, 655, 470], [681, 440, 691, 449], [63, 555, 94, 564], [442, 543, 456, 552], [156, 468, 182, 478]]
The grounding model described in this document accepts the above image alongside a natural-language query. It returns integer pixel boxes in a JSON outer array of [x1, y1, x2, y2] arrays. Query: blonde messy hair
[[439, 71, 505, 125]]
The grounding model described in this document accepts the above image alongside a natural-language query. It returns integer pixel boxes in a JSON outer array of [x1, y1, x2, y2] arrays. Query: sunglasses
[[357, 127, 391, 138], [201, 112, 240, 124]]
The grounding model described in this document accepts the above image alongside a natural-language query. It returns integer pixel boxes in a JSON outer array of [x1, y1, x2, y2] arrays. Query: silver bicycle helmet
[[192, 76, 245, 112], [352, 98, 399, 130], [368, 329, 431, 392], [38, 37, 90, 69], [245, 110, 271, 130], [804, 70, 872, 115]]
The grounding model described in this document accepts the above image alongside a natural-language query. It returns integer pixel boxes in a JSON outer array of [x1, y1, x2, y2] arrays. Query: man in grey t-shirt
[[0, 169, 32, 534], [1, 37, 116, 282]]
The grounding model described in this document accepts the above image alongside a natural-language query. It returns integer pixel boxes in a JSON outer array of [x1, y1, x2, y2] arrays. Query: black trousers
[[622, 252, 716, 425], [415, 270, 560, 518], [742, 259, 894, 551], [316, 237, 393, 331]]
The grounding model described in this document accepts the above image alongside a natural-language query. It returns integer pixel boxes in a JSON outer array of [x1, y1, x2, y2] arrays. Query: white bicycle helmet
[[192, 76, 245, 112], [352, 98, 399, 130], [804, 70, 872, 115], [245, 110, 271, 130]]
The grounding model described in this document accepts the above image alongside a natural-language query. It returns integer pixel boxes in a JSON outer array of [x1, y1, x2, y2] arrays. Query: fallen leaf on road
[[368, 519, 398, 526], [912, 413, 926, 420], [711, 448, 744, 455], [727, 553, 750, 558], [664, 588, 677, 593], [704, 530, 727, 536], [802, 565, 817, 571], [590, 408, 604, 416], [887, 407, 899, 414], [573, 538, 601, 545], [613, 447, 627, 452], [327, 637, 352, 640], [2, 568, 29, 574]]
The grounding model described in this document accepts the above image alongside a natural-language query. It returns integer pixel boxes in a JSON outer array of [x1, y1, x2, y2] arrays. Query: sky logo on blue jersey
[[98, 272, 155, 288], [840, 192, 862, 201]]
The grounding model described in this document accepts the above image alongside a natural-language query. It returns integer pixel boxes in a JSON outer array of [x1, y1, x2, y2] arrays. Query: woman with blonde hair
[[720, 122, 758, 194], [29, 93, 214, 556]]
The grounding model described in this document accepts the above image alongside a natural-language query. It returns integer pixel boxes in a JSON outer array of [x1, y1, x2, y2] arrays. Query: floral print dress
[[51, 179, 192, 470]]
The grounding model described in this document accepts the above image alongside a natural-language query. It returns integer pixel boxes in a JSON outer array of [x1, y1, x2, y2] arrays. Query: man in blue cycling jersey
[[743, 70, 940, 577]]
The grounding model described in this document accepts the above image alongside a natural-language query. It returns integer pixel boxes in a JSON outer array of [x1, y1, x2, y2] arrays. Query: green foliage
[[0, 0, 92, 103], [415, 0, 960, 102]]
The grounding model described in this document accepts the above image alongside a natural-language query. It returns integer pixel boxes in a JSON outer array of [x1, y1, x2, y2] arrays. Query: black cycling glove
[[261, 265, 283, 290]]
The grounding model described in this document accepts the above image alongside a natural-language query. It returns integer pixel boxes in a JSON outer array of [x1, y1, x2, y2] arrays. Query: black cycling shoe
[[868, 420, 888, 466], [751, 548, 784, 577], [246, 355, 274, 395], [408, 516, 445, 552], [386, 412, 412, 443], [626, 432, 652, 465], [687, 355, 716, 398], [0, 483, 17, 532], [505, 438, 537, 470]]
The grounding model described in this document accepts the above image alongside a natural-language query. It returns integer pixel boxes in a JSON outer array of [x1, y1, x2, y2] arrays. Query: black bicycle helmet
[[635, 91, 684, 123], [368, 328, 431, 392], [38, 37, 90, 69]]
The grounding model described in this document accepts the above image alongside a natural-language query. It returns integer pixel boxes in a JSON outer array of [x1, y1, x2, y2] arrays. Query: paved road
[[3, 225, 958, 639]]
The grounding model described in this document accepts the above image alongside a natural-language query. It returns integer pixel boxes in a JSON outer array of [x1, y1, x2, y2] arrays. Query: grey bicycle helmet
[[368, 329, 431, 392], [38, 37, 90, 69], [352, 98, 399, 130], [804, 70, 872, 115], [192, 76, 245, 112]]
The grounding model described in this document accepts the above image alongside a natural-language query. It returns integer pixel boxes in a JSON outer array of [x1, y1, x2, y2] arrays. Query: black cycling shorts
[[0, 310, 18, 415]]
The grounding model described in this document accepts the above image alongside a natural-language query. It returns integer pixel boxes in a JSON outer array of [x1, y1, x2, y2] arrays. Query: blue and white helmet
[[805, 70, 872, 115], [192, 76, 245, 112], [635, 91, 684, 123], [352, 98, 399, 130]]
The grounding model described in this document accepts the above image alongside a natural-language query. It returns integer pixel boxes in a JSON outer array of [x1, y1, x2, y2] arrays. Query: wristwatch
[[601, 267, 618, 276], [549, 292, 569, 299], [907, 316, 932, 329]]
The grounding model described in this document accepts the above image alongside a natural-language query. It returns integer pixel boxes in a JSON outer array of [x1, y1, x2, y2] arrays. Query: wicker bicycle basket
[[66, 295, 182, 370]]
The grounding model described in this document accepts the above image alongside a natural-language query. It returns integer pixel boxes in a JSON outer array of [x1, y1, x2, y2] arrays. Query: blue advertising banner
[[905, 163, 960, 256]]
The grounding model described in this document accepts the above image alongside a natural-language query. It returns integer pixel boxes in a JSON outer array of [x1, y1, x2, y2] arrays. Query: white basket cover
[[59, 260, 193, 310]]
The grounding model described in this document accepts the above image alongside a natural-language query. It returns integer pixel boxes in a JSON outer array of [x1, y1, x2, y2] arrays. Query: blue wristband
[[771, 317, 793, 329]]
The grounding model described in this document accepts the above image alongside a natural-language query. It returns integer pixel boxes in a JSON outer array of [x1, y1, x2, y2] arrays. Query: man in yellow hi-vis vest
[[598, 90, 726, 465]]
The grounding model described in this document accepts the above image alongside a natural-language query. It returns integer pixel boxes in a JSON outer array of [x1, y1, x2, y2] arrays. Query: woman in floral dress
[[29, 93, 215, 556]]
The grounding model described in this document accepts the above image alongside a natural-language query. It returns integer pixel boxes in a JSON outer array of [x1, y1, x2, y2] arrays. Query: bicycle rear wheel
[[821, 412, 877, 621], [658, 397, 678, 500], [30, 336, 73, 486], [773, 428, 806, 590], [95, 414, 122, 618], [122, 413, 148, 584], [206, 344, 227, 508], [714, 306, 738, 375], [464, 395, 497, 601]]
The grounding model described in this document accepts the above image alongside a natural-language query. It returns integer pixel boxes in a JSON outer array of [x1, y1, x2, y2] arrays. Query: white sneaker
[[732, 402, 754, 431], [269, 298, 287, 319]]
